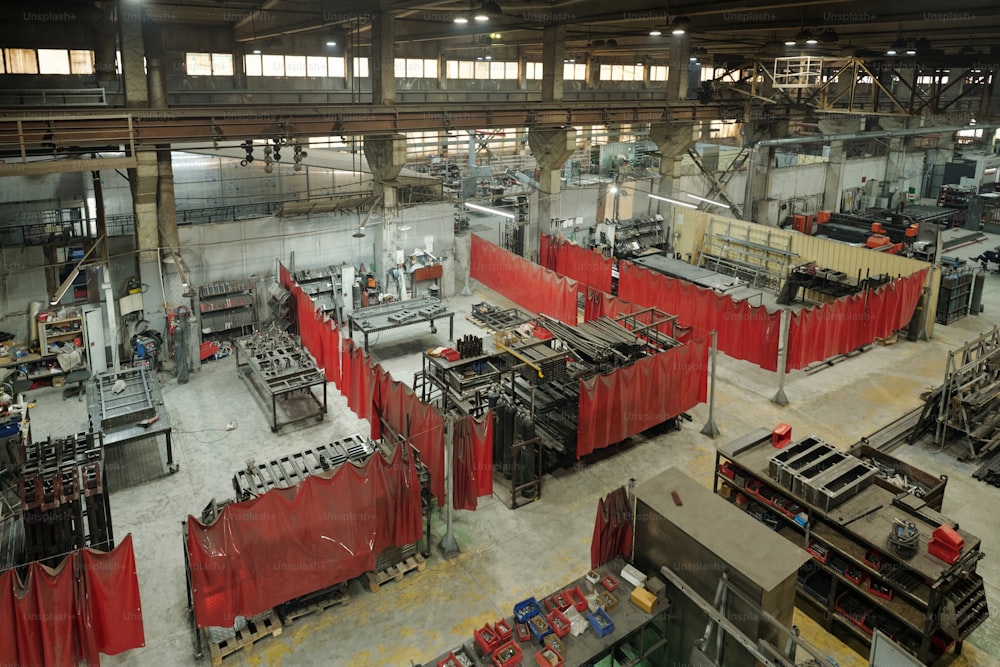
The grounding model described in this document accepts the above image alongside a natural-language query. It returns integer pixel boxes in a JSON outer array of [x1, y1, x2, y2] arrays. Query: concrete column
[[92, 7, 117, 85], [666, 33, 690, 101], [118, 7, 148, 107], [822, 141, 846, 211], [129, 149, 166, 331], [648, 123, 696, 217], [363, 134, 407, 286], [528, 127, 577, 261], [370, 12, 395, 105], [541, 25, 565, 103]]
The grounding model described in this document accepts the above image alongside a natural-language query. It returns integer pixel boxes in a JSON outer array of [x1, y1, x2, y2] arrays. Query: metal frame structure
[[86, 367, 178, 472], [234, 331, 327, 433]]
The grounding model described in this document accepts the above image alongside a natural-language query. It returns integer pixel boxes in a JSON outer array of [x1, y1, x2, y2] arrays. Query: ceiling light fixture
[[796, 29, 817, 45], [671, 16, 691, 35], [785, 39, 797, 46], [465, 202, 516, 218], [820, 28, 839, 43], [914, 37, 931, 52], [648, 193, 698, 209], [473, 11, 488, 21], [649, 28, 662, 36], [686, 193, 730, 209], [326, 40, 337, 47], [454, 15, 468, 24]]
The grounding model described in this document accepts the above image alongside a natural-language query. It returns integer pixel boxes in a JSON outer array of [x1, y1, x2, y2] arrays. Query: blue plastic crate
[[587, 608, 615, 638], [528, 616, 552, 644], [513, 596, 541, 623]]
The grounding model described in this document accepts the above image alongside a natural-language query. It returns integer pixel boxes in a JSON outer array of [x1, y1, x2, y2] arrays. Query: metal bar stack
[[15, 431, 112, 567], [537, 315, 648, 365], [504, 338, 568, 383]]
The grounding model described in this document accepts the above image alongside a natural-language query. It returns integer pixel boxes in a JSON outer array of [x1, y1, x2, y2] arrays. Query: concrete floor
[[19, 233, 1000, 667]]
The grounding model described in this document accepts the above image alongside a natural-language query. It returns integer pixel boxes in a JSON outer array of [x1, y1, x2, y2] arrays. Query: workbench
[[424, 555, 668, 666], [348, 296, 453, 351], [234, 331, 327, 433], [86, 368, 177, 473]]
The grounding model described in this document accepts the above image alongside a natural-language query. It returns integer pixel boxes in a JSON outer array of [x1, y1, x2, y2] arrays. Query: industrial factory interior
[[2, 1, 1000, 666]]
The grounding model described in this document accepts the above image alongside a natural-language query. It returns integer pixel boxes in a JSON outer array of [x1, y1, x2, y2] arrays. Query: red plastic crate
[[718, 462, 736, 479], [475, 623, 501, 656], [546, 609, 571, 638], [563, 585, 588, 612], [495, 618, 513, 642], [534, 647, 564, 667], [772, 423, 792, 448], [600, 574, 618, 591], [492, 640, 522, 667]]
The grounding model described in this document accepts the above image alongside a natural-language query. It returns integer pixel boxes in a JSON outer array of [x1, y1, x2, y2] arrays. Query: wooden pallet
[[365, 554, 427, 592], [206, 613, 283, 667], [277, 587, 350, 625], [464, 315, 496, 334]]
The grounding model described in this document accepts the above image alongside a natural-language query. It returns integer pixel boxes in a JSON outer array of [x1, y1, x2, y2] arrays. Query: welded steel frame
[[933, 326, 1000, 458]]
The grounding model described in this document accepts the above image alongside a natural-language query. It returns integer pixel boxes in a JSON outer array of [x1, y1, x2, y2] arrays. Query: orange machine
[[792, 213, 815, 235]]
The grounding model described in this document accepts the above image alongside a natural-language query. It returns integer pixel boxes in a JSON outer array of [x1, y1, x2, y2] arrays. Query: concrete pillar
[[666, 33, 690, 101], [528, 127, 577, 261], [92, 7, 117, 85], [541, 25, 565, 103], [129, 149, 166, 332], [823, 142, 846, 211], [648, 123, 696, 217], [118, 8, 148, 108], [363, 134, 407, 286], [370, 12, 395, 105]]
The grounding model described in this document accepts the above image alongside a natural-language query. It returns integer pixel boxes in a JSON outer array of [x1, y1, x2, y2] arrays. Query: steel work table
[[86, 367, 177, 473], [234, 331, 327, 432], [423, 555, 669, 666], [348, 296, 454, 351]]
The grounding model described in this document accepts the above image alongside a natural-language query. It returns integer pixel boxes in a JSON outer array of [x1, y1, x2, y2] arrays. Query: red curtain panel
[[786, 269, 927, 370], [590, 487, 633, 569], [618, 261, 780, 371], [452, 412, 494, 510], [576, 335, 710, 457], [540, 235, 614, 295], [186, 446, 423, 628], [0, 535, 145, 667], [471, 234, 578, 324]]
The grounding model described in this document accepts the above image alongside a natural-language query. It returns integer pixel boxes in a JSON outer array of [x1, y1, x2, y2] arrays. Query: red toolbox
[[928, 525, 964, 564]]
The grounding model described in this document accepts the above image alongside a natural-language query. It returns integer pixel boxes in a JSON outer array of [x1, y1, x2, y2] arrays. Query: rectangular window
[[185, 52, 213, 76], [446, 60, 459, 79], [353, 57, 369, 77], [649, 65, 668, 81], [307, 56, 327, 78], [490, 61, 506, 79], [458, 60, 474, 79], [262, 54, 284, 76], [394, 58, 406, 78], [284, 55, 306, 77], [564, 63, 586, 80], [328, 56, 345, 77], [244, 54, 262, 77], [504, 62, 517, 79], [5, 48, 39, 74], [473, 61, 489, 79], [37, 49, 71, 74], [211, 53, 233, 76], [423, 58, 439, 78], [526, 62, 543, 79], [406, 58, 424, 78]]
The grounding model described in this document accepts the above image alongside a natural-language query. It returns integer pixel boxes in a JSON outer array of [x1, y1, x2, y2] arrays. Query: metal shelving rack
[[713, 429, 989, 665], [197, 279, 257, 343], [697, 218, 798, 291]]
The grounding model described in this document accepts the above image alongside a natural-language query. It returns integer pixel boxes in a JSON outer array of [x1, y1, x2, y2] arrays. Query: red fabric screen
[[279, 262, 342, 386], [471, 234, 578, 324], [0, 535, 145, 667], [617, 261, 780, 371], [590, 487, 634, 569], [540, 235, 613, 295], [186, 446, 423, 628], [577, 335, 710, 457], [584, 286, 642, 322], [786, 269, 927, 370], [453, 412, 494, 510]]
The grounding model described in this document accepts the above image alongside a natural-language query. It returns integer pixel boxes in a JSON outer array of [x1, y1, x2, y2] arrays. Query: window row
[[2, 48, 96, 75]]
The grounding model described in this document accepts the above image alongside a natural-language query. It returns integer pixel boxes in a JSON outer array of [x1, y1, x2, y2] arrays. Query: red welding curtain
[[279, 262, 341, 386], [0, 535, 145, 667], [618, 261, 780, 371], [577, 335, 710, 458], [584, 286, 641, 322], [372, 365, 447, 506], [453, 412, 494, 510], [186, 446, 423, 628], [471, 234, 578, 324], [786, 269, 927, 371], [590, 486, 633, 569], [540, 235, 613, 295]]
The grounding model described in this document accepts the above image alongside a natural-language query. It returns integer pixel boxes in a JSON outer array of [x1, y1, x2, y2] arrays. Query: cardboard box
[[630, 586, 658, 614], [52, 376, 65, 387]]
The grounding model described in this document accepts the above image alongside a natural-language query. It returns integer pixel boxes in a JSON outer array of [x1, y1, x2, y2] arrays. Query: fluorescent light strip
[[648, 193, 698, 209], [465, 202, 516, 219], [686, 193, 730, 209]]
